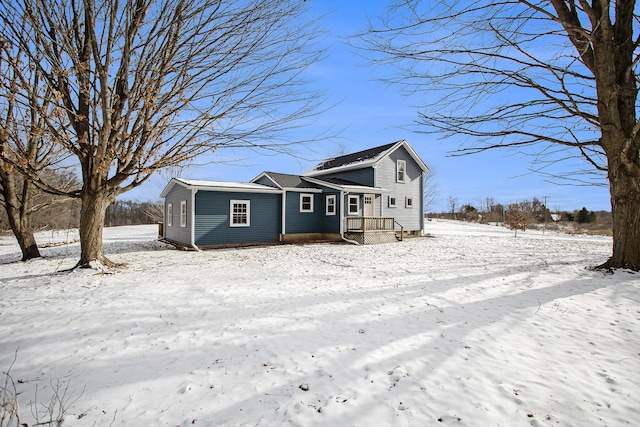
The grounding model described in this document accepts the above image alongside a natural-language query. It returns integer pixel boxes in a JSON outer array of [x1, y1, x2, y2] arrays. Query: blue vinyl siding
[[285, 192, 323, 234], [321, 168, 374, 187], [194, 191, 281, 246], [321, 191, 341, 234]]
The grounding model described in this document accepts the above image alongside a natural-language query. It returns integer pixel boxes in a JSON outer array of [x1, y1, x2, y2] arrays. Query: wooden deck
[[344, 217, 403, 244]]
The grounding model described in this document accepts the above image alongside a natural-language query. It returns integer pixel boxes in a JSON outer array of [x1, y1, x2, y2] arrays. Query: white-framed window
[[388, 196, 397, 208], [348, 195, 359, 215], [300, 193, 314, 212], [167, 203, 173, 226], [405, 197, 414, 208], [180, 200, 187, 227], [230, 200, 250, 227], [326, 195, 336, 215], [397, 159, 406, 183]]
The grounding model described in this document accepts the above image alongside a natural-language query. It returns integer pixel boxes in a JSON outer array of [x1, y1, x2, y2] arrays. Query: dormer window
[[397, 159, 406, 183]]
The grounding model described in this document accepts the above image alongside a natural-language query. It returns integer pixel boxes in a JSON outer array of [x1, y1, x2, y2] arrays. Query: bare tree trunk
[[13, 226, 40, 261], [77, 190, 113, 268], [0, 170, 41, 261], [605, 170, 640, 270]]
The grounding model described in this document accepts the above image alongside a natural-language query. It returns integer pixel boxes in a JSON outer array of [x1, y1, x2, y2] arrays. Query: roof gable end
[[304, 139, 428, 176], [252, 171, 320, 190]]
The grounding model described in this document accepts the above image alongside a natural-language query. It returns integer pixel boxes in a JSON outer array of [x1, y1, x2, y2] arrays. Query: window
[[406, 197, 414, 208], [300, 193, 314, 212], [397, 159, 406, 183], [348, 195, 359, 215], [230, 200, 250, 227], [388, 196, 396, 208], [167, 203, 173, 226], [180, 201, 187, 227], [326, 195, 336, 215]]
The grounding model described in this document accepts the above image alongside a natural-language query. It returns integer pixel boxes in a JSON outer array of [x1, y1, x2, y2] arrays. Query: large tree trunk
[[0, 170, 41, 261], [77, 189, 114, 268], [13, 226, 40, 261], [605, 168, 640, 270]]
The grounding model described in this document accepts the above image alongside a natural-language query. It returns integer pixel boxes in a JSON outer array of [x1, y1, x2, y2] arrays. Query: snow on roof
[[305, 141, 397, 175], [176, 178, 275, 190], [303, 139, 428, 176], [161, 177, 281, 197]]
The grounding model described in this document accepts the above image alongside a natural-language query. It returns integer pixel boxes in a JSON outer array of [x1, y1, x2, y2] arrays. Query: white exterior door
[[363, 194, 374, 217]]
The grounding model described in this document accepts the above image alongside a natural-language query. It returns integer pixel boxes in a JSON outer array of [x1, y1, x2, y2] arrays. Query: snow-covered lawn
[[0, 221, 638, 426]]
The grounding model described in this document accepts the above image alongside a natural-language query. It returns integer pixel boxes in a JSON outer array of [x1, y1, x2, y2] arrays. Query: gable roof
[[160, 177, 281, 198], [304, 139, 429, 176], [252, 172, 320, 190]]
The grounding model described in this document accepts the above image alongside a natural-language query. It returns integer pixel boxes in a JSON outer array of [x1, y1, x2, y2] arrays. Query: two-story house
[[160, 139, 429, 248]]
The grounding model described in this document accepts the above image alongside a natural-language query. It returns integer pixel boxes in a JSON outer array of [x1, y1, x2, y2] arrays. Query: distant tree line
[[0, 169, 81, 233], [433, 197, 602, 226], [1, 193, 162, 232], [105, 200, 163, 227]]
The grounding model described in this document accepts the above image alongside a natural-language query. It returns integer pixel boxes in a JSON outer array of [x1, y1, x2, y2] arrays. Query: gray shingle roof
[[307, 142, 397, 173], [262, 172, 319, 189]]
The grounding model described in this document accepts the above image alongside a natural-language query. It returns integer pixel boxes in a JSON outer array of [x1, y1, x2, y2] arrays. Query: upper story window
[[326, 195, 336, 215], [167, 203, 173, 226], [230, 200, 250, 227], [180, 200, 187, 227], [300, 193, 314, 212], [397, 159, 406, 183], [348, 195, 359, 215]]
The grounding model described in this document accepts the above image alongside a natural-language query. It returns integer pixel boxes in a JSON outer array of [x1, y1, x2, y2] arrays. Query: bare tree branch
[[358, 0, 640, 269], [1, 0, 328, 266]]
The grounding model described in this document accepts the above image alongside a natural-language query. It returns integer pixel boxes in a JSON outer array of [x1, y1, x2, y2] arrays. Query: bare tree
[[0, 0, 326, 267], [0, 35, 72, 261], [422, 164, 438, 213], [359, 0, 640, 270], [448, 196, 457, 219]]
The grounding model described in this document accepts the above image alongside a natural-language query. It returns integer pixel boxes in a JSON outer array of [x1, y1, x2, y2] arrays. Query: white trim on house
[[302, 176, 390, 194], [281, 191, 287, 239], [326, 195, 336, 215], [300, 193, 314, 212], [284, 187, 323, 193], [160, 178, 282, 198], [251, 172, 282, 189], [191, 190, 198, 250], [397, 159, 407, 183], [180, 200, 187, 227], [348, 195, 360, 215], [167, 203, 173, 226], [230, 200, 251, 227], [405, 197, 414, 208]]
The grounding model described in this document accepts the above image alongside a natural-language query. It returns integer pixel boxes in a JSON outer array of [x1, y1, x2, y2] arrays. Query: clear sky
[[130, 0, 612, 213]]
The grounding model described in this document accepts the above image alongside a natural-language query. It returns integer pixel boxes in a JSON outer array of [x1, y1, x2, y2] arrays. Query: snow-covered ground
[[0, 221, 638, 426]]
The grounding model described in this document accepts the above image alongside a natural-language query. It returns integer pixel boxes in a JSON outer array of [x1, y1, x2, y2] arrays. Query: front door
[[363, 194, 374, 217]]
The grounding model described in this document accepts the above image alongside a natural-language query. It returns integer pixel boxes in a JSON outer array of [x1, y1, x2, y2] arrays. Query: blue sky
[[130, 0, 611, 213]]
